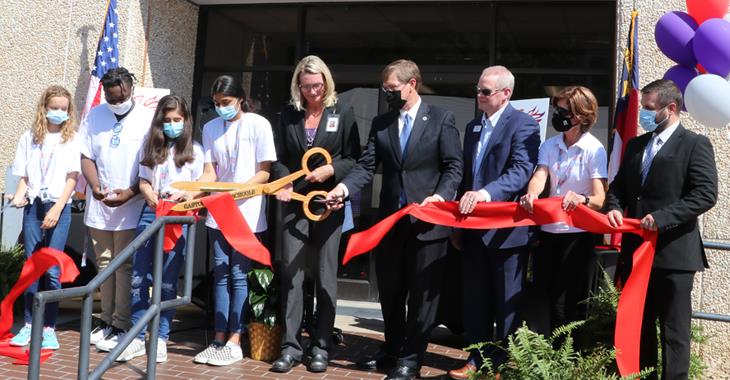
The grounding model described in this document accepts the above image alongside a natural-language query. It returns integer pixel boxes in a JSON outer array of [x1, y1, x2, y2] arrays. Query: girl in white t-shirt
[[115, 95, 203, 363], [9, 85, 80, 350], [193, 75, 277, 366]]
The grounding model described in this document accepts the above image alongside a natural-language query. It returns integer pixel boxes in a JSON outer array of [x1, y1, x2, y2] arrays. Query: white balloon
[[684, 74, 730, 128]]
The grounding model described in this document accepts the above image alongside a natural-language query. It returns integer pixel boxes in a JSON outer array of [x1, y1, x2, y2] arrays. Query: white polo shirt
[[139, 142, 205, 194], [202, 113, 277, 233], [538, 131, 607, 233], [79, 103, 151, 231], [11, 131, 81, 204]]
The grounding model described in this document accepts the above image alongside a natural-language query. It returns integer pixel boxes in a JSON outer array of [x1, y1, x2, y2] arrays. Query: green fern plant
[[0, 245, 25, 301]]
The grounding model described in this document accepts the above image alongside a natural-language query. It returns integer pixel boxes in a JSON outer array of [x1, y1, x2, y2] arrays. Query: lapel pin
[[422, 116, 428, 121]]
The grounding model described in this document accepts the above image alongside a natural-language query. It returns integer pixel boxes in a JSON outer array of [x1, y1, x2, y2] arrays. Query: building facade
[[0, 0, 728, 375]]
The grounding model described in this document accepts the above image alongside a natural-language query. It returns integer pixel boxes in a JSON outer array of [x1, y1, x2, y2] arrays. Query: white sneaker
[[89, 322, 112, 345], [156, 338, 168, 363], [115, 338, 145, 362], [207, 342, 243, 366], [96, 328, 125, 352], [193, 342, 222, 364]]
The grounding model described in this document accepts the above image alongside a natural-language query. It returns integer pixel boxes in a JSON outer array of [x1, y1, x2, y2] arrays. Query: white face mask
[[107, 98, 133, 116]]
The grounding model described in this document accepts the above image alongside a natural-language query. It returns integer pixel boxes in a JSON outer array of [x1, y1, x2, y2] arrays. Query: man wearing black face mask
[[606, 79, 717, 379], [326, 59, 463, 380]]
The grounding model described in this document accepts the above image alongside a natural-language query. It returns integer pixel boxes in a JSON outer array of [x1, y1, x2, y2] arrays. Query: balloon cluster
[[655, 0, 730, 128]]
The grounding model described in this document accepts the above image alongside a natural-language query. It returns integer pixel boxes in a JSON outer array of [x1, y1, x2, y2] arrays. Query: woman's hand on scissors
[[304, 164, 334, 183], [325, 186, 346, 210], [275, 183, 294, 202]]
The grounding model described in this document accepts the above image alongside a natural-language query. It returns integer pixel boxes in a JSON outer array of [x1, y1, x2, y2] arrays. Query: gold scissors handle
[[262, 147, 332, 194], [170, 148, 334, 221]]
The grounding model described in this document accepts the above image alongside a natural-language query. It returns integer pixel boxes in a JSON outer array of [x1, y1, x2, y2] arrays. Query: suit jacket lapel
[[311, 106, 333, 148], [644, 125, 685, 186], [293, 111, 307, 151], [403, 103, 430, 163], [476, 105, 512, 174]]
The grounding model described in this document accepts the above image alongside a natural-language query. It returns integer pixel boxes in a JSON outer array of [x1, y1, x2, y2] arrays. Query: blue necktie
[[400, 113, 413, 155], [473, 119, 491, 179], [641, 135, 662, 185], [398, 113, 413, 207]]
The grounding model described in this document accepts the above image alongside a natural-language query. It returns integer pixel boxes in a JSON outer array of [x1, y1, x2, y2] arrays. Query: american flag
[[80, 0, 119, 117]]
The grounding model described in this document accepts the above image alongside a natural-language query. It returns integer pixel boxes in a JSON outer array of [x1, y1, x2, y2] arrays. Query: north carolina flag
[[80, 0, 119, 117], [608, 10, 640, 184], [607, 10, 639, 250]]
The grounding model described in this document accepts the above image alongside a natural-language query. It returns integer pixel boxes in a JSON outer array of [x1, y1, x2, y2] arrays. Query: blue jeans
[[130, 205, 186, 340], [23, 199, 71, 327], [210, 228, 252, 334]]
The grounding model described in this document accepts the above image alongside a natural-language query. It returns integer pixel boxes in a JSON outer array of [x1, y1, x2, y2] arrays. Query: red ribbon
[[202, 192, 271, 266], [0, 248, 80, 365], [155, 200, 196, 252], [343, 198, 655, 377]]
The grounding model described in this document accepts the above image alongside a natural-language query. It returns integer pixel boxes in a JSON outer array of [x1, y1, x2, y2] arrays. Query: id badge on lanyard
[[39, 142, 56, 203], [223, 121, 241, 177]]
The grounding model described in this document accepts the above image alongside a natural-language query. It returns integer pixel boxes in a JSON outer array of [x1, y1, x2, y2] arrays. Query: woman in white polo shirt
[[9, 85, 80, 350], [79, 68, 151, 351], [519, 86, 607, 332], [193, 75, 277, 366]]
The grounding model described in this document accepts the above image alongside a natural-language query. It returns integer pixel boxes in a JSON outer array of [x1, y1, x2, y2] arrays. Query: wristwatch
[[581, 193, 590, 205]]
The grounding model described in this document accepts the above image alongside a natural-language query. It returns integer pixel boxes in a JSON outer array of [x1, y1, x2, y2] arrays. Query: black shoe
[[385, 365, 420, 380], [307, 353, 328, 373], [270, 354, 300, 373], [356, 349, 397, 370]]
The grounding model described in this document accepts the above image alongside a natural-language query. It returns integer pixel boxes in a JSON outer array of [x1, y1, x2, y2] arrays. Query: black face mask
[[385, 90, 407, 111], [551, 110, 573, 132]]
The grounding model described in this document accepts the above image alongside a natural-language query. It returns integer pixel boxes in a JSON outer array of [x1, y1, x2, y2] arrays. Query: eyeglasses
[[475, 86, 504, 97], [110, 122, 123, 148], [298, 83, 324, 92]]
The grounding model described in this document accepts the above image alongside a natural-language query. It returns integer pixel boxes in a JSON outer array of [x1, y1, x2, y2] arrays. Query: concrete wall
[[616, 0, 730, 376], [0, 0, 199, 190]]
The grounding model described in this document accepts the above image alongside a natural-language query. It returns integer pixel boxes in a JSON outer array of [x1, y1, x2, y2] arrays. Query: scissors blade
[[170, 181, 253, 192], [171, 186, 265, 212]]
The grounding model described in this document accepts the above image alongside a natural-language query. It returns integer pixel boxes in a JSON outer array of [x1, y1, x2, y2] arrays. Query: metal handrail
[[27, 215, 197, 380], [691, 240, 730, 323]]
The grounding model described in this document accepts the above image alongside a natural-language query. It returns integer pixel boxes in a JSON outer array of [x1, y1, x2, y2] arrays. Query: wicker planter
[[248, 322, 283, 362]]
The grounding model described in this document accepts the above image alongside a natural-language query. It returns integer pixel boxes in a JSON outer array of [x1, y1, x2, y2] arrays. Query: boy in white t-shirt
[[79, 68, 150, 351], [192, 75, 277, 367], [9, 85, 80, 350]]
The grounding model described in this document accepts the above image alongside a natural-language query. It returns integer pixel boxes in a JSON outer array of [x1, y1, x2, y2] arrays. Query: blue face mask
[[639, 107, 668, 133], [215, 103, 239, 121], [46, 109, 69, 125], [163, 121, 185, 138]]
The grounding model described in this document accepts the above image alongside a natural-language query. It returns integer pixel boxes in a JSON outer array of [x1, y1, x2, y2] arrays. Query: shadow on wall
[[74, 25, 96, 112]]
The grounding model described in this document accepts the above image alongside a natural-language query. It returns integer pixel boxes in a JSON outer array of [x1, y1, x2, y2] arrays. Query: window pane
[[204, 6, 298, 68], [306, 3, 492, 65]]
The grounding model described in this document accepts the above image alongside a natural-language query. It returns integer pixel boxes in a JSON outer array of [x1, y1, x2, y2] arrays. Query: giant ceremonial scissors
[[169, 148, 332, 221]]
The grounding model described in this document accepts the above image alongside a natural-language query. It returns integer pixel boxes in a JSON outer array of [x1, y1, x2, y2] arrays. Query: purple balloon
[[655, 11, 699, 67], [663, 65, 698, 111], [694, 19, 730, 78]]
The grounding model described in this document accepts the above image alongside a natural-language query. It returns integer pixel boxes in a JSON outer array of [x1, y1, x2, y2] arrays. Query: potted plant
[[0, 245, 25, 311], [247, 268, 283, 362]]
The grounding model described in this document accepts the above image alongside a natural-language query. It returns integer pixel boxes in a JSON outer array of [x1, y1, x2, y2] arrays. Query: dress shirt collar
[[481, 102, 508, 129], [655, 120, 680, 143], [400, 96, 422, 123]]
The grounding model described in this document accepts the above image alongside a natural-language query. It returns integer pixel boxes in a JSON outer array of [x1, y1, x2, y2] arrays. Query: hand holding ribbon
[[343, 197, 656, 378]]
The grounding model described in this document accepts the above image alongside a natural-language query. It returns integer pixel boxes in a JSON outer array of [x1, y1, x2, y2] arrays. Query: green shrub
[[0, 245, 25, 300]]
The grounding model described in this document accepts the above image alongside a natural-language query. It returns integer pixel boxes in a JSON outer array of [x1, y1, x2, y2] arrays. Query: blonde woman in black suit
[[270, 55, 361, 374]]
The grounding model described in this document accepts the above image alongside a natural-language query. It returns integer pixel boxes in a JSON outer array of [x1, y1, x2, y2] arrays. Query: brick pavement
[[0, 307, 467, 380]]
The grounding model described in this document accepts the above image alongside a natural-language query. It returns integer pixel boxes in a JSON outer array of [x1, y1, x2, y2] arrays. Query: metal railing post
[[78, 293, 94, 380], [145, 227, 166, 377], [27, 294, 46, 379]]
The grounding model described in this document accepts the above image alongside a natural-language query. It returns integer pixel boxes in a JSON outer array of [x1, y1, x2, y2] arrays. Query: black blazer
[[342, 101, 463, 241], [272, 102, 361, 195], [605, 124, 718, 271]]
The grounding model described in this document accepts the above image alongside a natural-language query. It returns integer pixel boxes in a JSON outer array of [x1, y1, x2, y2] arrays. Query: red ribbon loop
[[343, 197, 655, 377]]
